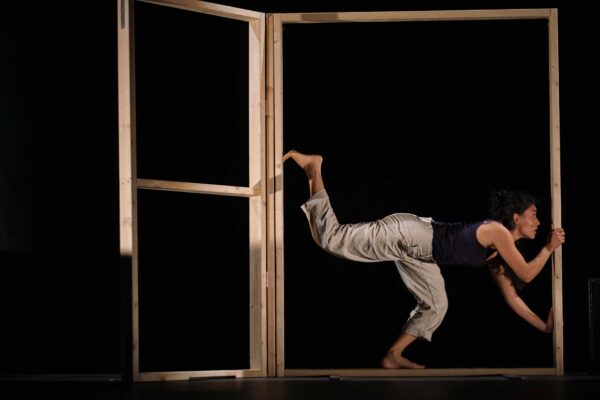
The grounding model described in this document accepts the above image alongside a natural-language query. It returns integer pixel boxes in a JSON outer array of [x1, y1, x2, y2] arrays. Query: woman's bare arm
[[489, 264, 553, 332], [480, 223, 564, 283]]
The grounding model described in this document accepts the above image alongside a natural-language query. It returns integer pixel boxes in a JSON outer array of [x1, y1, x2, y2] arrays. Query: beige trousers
[[301, 189, 448, 341]]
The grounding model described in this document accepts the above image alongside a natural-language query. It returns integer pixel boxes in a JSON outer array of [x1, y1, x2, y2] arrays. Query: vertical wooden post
[[272, 13, 286, 377], [548, 8, 563, 376], [248, 14, 267, 373], [266, 13, 278, 377], [117, 0, 139, 381]]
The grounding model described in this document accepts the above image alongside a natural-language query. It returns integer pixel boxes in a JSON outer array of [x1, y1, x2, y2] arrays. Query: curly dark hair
[[487, 190, 537, 290], [488, 190, 538, 231]]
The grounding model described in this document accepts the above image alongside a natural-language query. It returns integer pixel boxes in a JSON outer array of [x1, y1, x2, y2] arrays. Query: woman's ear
[[512, 213, 520, 225]]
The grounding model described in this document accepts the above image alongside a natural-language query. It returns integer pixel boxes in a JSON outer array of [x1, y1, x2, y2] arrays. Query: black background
[[0, 0, 598, 376]]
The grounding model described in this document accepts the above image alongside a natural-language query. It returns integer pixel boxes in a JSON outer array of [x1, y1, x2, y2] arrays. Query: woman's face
[[513, 204, 541, 239]]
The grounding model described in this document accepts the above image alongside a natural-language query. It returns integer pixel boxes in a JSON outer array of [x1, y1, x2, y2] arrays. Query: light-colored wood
[[548, 8, 564, 377], [272, 8, 562, 378], [248, 14, 267, 374], [278, 9, 551, 24], [139, 0, 262, 22], [272, 13, 286, 378], [137, 179, 259, 197], [284, 368, 557, 378], [117, 0, 139, 381], [273, 14, 285, 376], [117, 0, 135, 260], [138, 369, 265, 381], [265, 13, 277, 378], [130, 2, 267, 381]]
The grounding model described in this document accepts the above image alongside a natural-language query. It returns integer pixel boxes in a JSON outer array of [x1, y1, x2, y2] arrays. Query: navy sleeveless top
[[431, 221, 490, 267]]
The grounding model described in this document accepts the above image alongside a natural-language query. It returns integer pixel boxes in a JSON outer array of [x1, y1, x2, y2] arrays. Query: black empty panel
[[135, 2, 249, 186], [0, 2, 120, 374], [137, 190, 249, 372], [283, 19, 551, 368]]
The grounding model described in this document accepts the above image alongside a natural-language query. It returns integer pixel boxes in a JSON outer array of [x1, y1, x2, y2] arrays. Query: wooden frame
[[268, 8, 563, 377], [118, 0, 267, 381], [120, 2, 562, 380]]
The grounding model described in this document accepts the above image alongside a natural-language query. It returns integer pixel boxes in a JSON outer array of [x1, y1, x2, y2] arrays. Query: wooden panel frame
[[269, 8, 563, 378], [118, 0, 267, 381]]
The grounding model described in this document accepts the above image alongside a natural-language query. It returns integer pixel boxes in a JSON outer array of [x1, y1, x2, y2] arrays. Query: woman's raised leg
[[285, 149, 433, 369]]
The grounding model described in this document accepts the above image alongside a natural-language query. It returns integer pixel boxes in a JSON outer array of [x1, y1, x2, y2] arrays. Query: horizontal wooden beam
[[138, 0, 262, 22], [279, 9, 551, 23], [137, 178, 259, 197], [138, 369, 265, 381], [284, 368, 557, 377]]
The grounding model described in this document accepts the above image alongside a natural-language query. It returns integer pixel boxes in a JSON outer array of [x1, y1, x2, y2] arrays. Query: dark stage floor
[[2, 375, 600, 400]]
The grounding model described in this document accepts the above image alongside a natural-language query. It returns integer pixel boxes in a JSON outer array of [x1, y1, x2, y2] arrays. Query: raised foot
[[382, 353, 425, 369], [283, 150, 323, 173]]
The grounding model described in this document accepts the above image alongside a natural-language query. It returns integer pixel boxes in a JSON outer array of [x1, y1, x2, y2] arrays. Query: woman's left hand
[[546, 227, 566, 251], [542, 308, 554, 333]]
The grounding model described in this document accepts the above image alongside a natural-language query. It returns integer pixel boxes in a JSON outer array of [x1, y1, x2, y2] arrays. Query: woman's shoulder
[[480, 220, 506, 230], [478, 219, 508, 232], [476, 220, 510, 247]]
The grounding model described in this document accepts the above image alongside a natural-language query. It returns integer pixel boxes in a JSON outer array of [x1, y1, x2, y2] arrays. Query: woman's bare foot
[[283, 150, 323, 174], [283, 150, 325, 195], [382, 351, 425, 369]]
